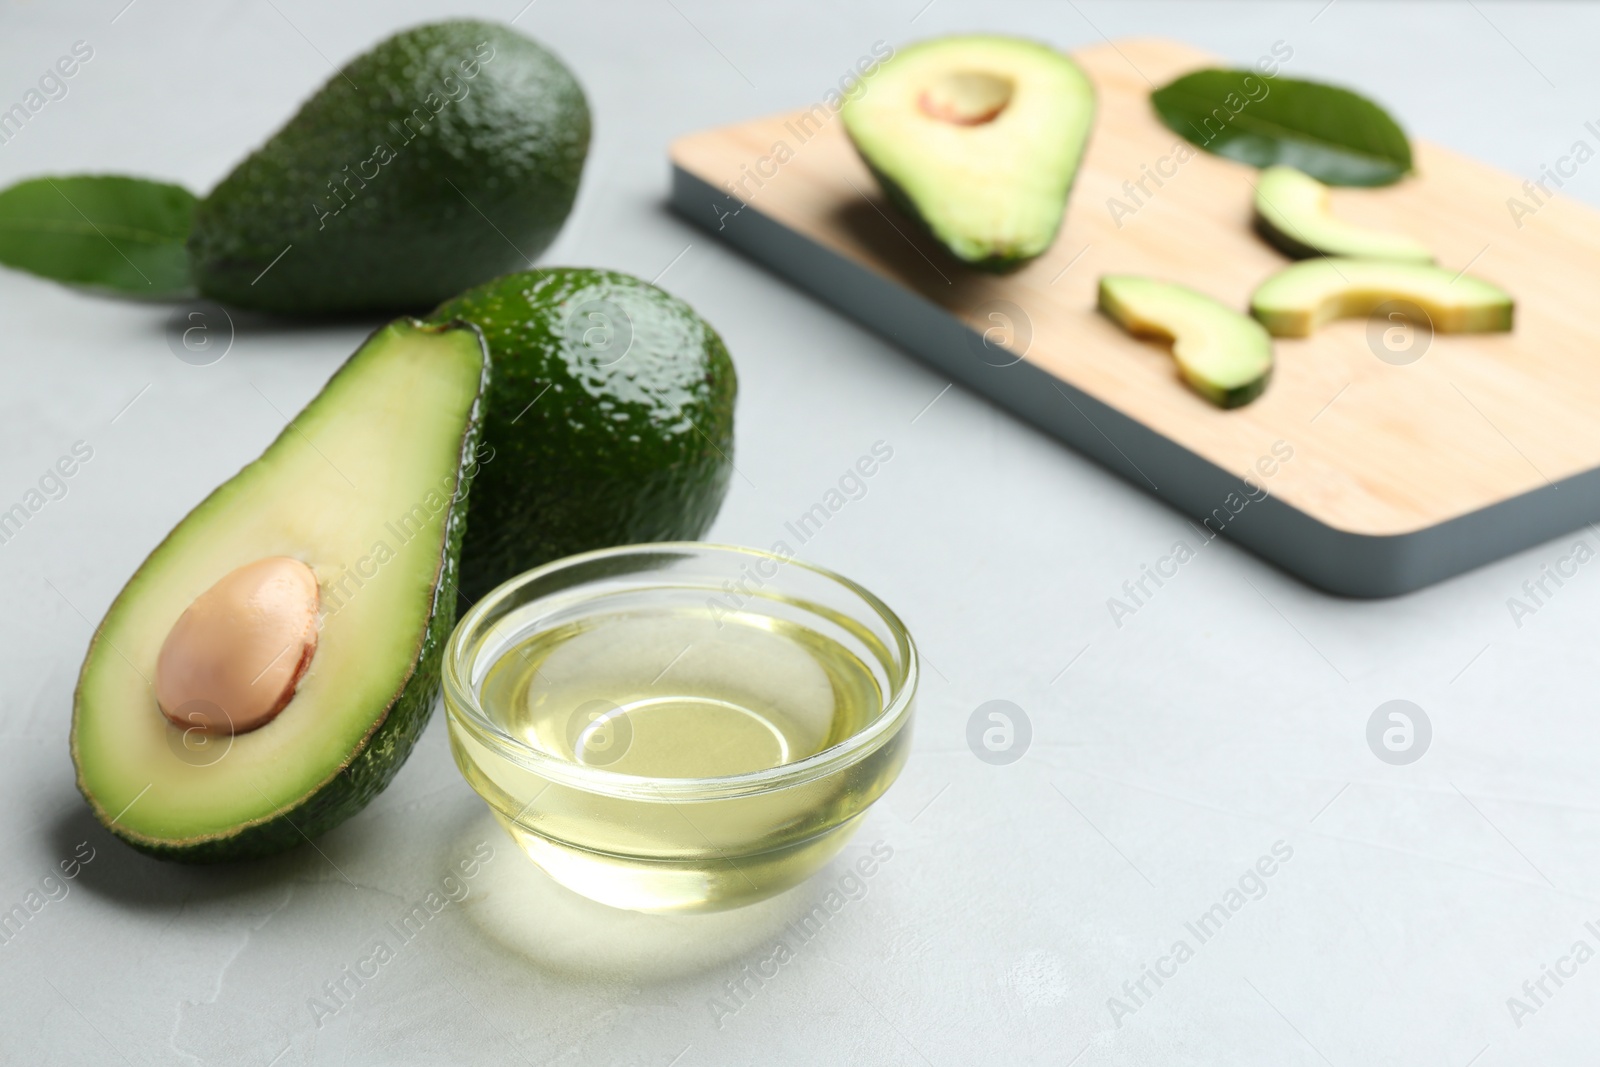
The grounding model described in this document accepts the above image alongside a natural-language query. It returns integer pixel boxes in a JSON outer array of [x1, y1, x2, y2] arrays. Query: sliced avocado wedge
[[72, 319, 489, 862], [431, 268, 737, 602], [841, 35, 1095, 271], [1254, 166, 1432, 263], [1250, 259, 1514, 338], [1100, 275, 1274, 409]]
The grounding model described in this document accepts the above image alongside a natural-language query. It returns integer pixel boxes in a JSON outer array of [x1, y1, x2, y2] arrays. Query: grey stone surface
[[1, 2, 1596, 1064]]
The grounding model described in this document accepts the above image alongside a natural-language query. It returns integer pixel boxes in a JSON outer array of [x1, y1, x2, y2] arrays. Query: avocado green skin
[[860, 158, 1062, 274], [1210, 371, 1272, 410], [431, 268, 737, 603], [188, 20, 590, 315], [72, 321, 488, 863], [1252, 214, 1327, 262]]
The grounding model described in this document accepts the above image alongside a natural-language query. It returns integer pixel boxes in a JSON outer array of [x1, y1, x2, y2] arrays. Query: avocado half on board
[[841, 35, 1095, 271], [71, 320, 488, 862]]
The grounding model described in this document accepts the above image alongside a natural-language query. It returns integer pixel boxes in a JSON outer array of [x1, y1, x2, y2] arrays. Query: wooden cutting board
[[669, 37, 1600, 596]]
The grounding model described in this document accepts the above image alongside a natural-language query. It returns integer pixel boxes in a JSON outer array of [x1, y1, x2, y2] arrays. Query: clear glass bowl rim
[[441, 542, 919, 801]]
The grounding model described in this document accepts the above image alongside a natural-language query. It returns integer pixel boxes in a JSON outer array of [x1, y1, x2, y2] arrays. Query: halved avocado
[[1254, 166, 1432, 263], [1250, 259, 1514, 338], [1100, 275, 1274, 408], [71, 319, 489, 862], [841, 35, 1095, 271]]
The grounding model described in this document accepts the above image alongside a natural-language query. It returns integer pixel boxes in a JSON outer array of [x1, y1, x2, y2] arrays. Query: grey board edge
[[671, 164, 1596, 598]]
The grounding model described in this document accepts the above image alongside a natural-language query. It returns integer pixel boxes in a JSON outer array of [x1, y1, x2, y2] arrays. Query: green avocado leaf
[[0, 174, 197, 297], [1151, 69, 1413, 187]]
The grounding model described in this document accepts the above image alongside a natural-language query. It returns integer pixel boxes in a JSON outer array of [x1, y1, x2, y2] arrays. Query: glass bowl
[[441, 543, 917, 913]]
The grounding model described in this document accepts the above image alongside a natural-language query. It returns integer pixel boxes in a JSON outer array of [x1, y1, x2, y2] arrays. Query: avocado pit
[[918, 70, 1014, 126], [154, 556, 320, 735]]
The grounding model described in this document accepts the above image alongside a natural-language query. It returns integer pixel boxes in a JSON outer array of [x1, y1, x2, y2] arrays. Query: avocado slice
[[1099, 275, 1274, 408], [1250, 259, 1514, 337], [1254, 166, 1432, 263], [431, 268, 737, 601], [72, 320, 489, 861], [841, 35, 1095, 271], [188, 20, 590, 314]]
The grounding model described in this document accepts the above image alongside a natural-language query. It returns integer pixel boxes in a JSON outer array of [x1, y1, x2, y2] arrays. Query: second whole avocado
[[189, 20, 590, 315], [432, 268, 738, 602]]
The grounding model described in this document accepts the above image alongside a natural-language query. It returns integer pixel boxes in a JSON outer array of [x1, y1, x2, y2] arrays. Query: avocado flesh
[[1254, 166, 1432, 263], [842, 35, 1095, 271], [1100, 275, 1274, 409], [72, 320, 488, 861], [189, 20, 590, 314], [1251, 259, 1514, 338], [431, 268, 737, 602]]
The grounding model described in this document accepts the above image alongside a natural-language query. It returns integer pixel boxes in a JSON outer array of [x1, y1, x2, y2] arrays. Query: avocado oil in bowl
[[442, 543, 917, 913]]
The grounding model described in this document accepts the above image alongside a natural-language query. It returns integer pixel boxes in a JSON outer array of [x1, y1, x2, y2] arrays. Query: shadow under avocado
[[828, 193, 999, 302], [44, 788, 336, 912]]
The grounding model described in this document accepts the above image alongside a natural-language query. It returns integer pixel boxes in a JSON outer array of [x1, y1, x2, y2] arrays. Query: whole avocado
[[431, 268, 737, 602], [189, 20, 589, 314]]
